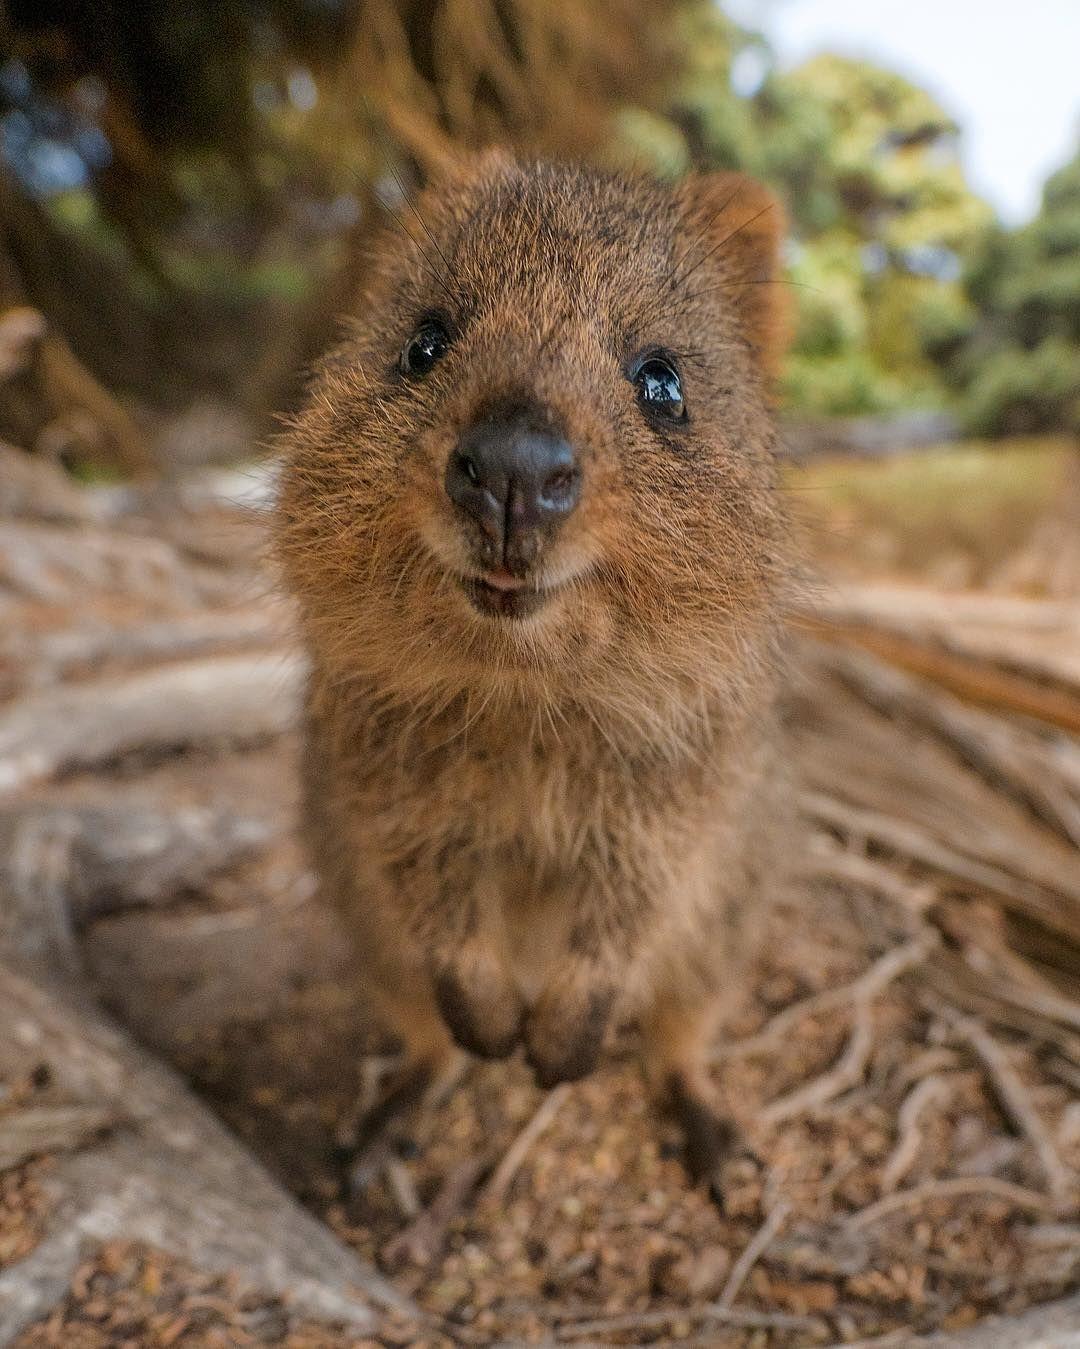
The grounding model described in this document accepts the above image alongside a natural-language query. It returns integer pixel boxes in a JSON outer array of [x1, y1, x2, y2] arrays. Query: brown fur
[[276, 152, 795, 1178]]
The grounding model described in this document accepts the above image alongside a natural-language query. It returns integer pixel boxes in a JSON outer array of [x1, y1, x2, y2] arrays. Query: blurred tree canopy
[[619, 8, 991, 417], [0, 0, 1070, 465], [939, 138, 1080, 436], [0, 0, 678, 429]]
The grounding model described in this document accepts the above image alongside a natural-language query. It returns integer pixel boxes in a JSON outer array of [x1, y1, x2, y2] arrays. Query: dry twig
[[384, 1158, 421, 1220], [0, 652, 304, 794], [934, 1001, 1076, 1204], [761, 1000, 876, 1125], [879, 1073, 956, 1193], [554, 1303, 822, 1340], [802, 842, 937, 918], [846, 1176, 1056, 1231], [714, 930, 936, 1063], [381, 1153, 491, 1271], [718, 1199, 792, 1308], [482, 1084, 570, 1206]]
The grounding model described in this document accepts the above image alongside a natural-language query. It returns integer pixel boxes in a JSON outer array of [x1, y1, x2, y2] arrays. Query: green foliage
[[4, 0, 1066, 430], [2, 0, 680, 411], [946, 140, 1080, 434], [621, 10, 991, 417]]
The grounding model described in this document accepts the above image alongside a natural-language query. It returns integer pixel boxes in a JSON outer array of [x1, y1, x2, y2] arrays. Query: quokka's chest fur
[[316, 688, 724, 868]]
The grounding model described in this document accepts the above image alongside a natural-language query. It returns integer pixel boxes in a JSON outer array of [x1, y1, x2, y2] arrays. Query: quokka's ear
[[674, 172, 790, 385]]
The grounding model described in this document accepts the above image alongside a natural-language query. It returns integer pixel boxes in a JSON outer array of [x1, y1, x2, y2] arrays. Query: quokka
[[277, 151, 796, 1179]]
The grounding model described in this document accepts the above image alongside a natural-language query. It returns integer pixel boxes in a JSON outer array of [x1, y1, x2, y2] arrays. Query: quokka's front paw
[[524, 964, 615, 1088], [433, 943, 524, 1060]]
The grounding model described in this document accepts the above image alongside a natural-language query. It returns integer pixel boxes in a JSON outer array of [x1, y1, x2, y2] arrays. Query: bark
[[0, 961, 413, 1341], [0, 653, 305, 795], [0, 801, 272, 928]]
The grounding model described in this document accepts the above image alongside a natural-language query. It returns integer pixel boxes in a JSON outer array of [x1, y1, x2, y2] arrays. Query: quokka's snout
[[446, 406, 582, 617], [447, 415, 581, 572]]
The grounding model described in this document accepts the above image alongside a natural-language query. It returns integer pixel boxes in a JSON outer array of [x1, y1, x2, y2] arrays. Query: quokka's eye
[[633, 354, 687, 422], [400, 318, 451, 377]]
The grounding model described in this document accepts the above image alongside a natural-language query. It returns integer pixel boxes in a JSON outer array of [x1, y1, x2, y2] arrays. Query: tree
[[0, 1, 681, 462], [623, 16, 991, 419], [945, 138, 1080, 436], [771, 55, 988, 416]]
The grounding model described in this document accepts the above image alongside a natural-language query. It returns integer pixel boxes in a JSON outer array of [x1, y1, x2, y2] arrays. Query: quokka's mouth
[[459, 571, 557, 620]]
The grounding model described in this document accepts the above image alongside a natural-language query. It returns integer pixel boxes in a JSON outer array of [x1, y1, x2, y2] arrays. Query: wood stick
[[0, 652, 304, 794], [554, 1303, 822, 1339], [0, 959, 413, 1340], [381, 1153, 491, 1271], [0, 802, 271, 929], [802, 843, 937, 917], [808, 639, 1080, 848], [715, 931, 936, 1063], [9, 608, 285, 690], [845, 1176, 1056, 1231], [933, 1001, 1076, 1204], [0, 1103, 117, 1171], [879, 1074, 956, 1193], [802, 791, 1080, 945], [482, 1084, 570, 1206], [808, 622, 1080, 735], [717, 1199, 791, 1308], [760, 1000, 876, 1125]]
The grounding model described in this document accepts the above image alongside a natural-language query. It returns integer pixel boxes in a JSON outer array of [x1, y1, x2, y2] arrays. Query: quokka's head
[[278, 153, 791, 714]]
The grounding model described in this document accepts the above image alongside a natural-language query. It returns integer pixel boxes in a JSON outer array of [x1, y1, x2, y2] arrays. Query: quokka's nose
[[446, 421, 580, 572]]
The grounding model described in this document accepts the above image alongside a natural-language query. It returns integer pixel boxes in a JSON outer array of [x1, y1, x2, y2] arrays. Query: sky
[[725, 0, 1080, 224]]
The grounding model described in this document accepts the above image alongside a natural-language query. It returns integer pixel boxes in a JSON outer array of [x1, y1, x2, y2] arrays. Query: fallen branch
[[803, 582, 1080, 698], [0, 520, 240, 609], [816, 622, 1080, 735], [760, 1000, 876, 1125], [811, 639, 1080, 849], [554, 1302, 823, 1339], [802, 791, 1080, 946], [715, 931, 936, 1063], [381, 1153, 491, 1272], [0, 802, 271, 930], [0, 652, 304, 795], [802, 843, 937, 919], [0, 1104, 117, 1171], [879, 1074, 956, 1193], [923, 955, 1080, 1058], [7, 607, 286, 690], [0, 958, 412, 1341]]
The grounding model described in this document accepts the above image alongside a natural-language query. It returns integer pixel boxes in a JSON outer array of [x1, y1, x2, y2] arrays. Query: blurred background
[[1, 2, 1077, 511]]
